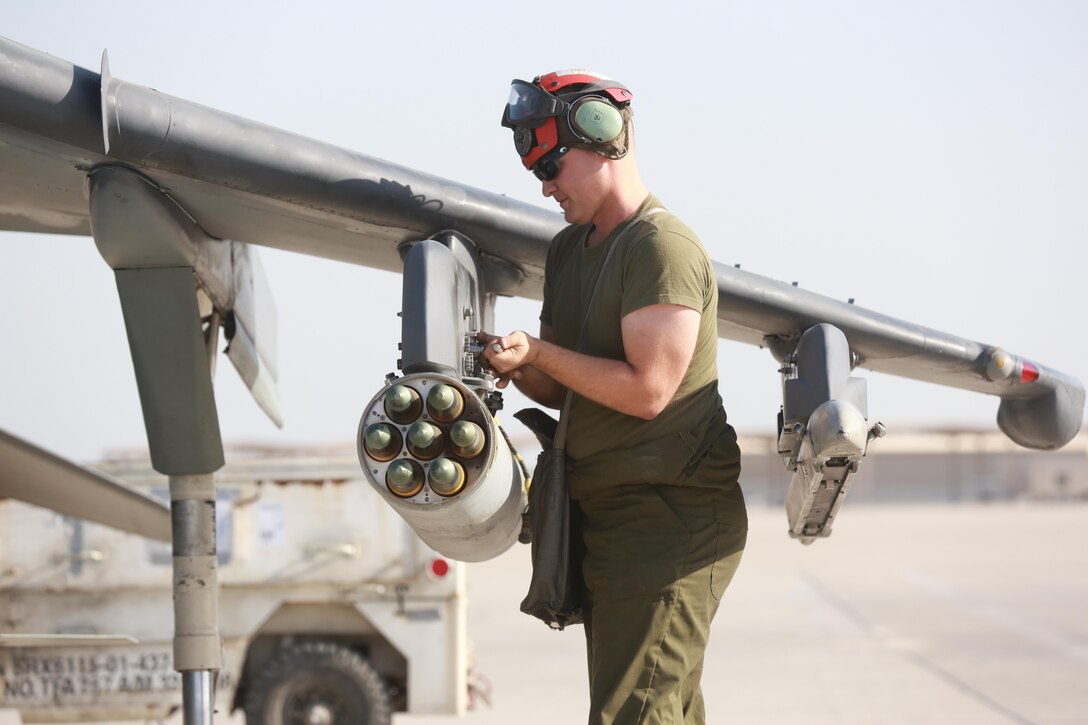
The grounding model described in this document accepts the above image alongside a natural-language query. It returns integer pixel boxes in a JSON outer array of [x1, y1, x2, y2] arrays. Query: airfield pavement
[[49, 501, 1087, 725], [406, 501, 1088, 725]]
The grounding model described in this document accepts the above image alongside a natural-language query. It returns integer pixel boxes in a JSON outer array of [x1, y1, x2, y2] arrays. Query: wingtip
[[996, 370, 1085, 450]]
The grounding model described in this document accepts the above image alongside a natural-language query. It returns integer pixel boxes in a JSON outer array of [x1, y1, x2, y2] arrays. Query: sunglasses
[[532, 147, 569, 182]]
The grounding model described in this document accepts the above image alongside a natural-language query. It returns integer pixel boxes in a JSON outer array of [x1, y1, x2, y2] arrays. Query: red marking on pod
[[430, 558, 450, 578], [1020, 361, 1040, 383]]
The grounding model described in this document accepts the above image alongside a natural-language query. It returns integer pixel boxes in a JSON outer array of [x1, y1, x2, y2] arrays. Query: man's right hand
[[476, 331, 524, 389], [476, 326, 566, 407]]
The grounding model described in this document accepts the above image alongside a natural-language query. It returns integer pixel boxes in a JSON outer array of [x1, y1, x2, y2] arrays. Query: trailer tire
[[243, 641, 391, 725]]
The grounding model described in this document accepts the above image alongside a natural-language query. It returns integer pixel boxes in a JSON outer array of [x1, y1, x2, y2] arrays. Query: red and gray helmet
[[501, 70, 633, 177]]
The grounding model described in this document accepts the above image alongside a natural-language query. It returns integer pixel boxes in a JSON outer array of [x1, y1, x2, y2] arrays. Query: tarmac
[[405, 502, 1088, 725], [20, 502, 1085, 724]]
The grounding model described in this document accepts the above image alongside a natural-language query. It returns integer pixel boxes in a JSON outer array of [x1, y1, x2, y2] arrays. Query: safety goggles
[[531, 147, 570, 182], [502, 79, 563, 128]]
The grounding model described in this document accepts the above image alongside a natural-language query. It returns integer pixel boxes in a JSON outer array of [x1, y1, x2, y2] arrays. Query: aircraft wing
[[0, 429, 171, 542], [0, 36, 1081, 450]]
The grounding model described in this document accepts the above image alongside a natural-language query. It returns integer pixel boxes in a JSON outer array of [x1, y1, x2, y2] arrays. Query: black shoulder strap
[[554, 207, 664, 449]]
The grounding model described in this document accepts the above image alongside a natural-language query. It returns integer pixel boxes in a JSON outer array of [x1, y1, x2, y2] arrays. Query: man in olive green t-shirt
[[483, 70, 747, 725]]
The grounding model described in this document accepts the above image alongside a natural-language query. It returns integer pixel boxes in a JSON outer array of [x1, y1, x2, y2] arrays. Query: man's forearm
[[481, 306, 698, 420], [512, 365, 566, 409], [531, 340, 666, 420]]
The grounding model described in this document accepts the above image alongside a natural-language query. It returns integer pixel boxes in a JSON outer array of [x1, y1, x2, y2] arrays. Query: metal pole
[[182, 671, 215, 725], [170, 474, 220, 725]]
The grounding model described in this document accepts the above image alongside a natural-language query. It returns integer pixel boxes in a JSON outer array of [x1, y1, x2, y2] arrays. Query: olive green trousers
[[577, 483, 746, 725]]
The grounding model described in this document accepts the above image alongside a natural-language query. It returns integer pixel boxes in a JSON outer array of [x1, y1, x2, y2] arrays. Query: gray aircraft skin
[[0, 36, 1084, 724]]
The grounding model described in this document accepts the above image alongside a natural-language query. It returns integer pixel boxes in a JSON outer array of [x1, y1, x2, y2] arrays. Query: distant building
[[100, 429, 1088, 507], [736, 429, 1088, 505]]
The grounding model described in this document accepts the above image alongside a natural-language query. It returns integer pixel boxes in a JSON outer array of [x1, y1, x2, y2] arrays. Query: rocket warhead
[[450, 420, 485, 458], [429, 457, 466, 496], [357, 372, 527, 562], [363, 423, 402, 462], [427, 384, 465, 422], [386, 458, 424, 498], [385, 384, 422, 423], [407, 421, 445, 460]]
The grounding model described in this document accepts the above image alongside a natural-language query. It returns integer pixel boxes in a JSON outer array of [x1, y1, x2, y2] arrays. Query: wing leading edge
[[0, 36, 1081, 449]]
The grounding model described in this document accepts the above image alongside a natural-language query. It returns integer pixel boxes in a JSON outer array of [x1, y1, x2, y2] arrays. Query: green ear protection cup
[[569, 96, 624, 143]]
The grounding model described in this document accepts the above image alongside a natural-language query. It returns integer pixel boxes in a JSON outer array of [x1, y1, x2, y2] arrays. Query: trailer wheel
[[243, 641, 391, 725]]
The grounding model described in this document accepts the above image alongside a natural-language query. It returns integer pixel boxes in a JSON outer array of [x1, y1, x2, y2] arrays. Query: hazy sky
[[1, 1, 1085, 463]]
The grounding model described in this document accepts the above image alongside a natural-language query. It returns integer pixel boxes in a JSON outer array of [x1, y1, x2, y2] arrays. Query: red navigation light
[[1020, 361, 1040, 383], [430, 558, 450, 578]]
